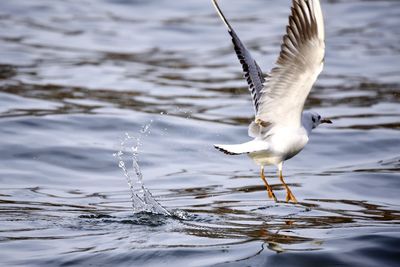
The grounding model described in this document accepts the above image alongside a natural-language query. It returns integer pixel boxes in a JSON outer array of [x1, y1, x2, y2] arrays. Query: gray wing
[[256, 0, 325, 128], [212, 0, 265, 113]]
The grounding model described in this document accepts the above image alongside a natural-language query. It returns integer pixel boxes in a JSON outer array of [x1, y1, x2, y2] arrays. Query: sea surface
[[0, 0, 399, 266]]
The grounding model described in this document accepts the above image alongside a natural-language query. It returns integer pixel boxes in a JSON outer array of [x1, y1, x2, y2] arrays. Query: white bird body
[[216, 113, 311, 166], [212, 0, 332, 202]]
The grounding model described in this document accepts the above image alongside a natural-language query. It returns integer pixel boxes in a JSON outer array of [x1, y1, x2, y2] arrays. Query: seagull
[[212, 0, 332, 203]]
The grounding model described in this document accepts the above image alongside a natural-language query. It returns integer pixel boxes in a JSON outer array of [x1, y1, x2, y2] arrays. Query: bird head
[[303, 111, 332, 131]]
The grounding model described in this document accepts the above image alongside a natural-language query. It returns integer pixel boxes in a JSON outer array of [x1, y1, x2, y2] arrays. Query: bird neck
[[301, 112, 314, 135]]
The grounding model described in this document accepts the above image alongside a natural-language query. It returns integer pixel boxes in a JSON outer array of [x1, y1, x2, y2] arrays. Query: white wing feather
[[256, 0, 325, 128], [214, 140, 269, 155], [212, 0, 325, 138]]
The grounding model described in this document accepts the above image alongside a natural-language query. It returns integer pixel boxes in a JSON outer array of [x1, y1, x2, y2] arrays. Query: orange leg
[[278, 167, 297, 203], [260, 166, 277, 201]]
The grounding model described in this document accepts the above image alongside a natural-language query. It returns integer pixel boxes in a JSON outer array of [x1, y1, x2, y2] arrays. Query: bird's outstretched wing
[[212, 0, 325, 129], [212, 0, 265, 113], [257, 0, 325, 128]]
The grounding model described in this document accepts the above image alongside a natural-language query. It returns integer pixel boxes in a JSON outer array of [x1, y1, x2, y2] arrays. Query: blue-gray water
[[1, 0, 400, 266]]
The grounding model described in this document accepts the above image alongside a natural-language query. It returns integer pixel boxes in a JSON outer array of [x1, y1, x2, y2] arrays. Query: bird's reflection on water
[[166, 180, 400, 253]]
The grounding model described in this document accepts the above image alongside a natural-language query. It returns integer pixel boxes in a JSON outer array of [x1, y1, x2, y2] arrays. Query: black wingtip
[[214, 145, 240, 156]]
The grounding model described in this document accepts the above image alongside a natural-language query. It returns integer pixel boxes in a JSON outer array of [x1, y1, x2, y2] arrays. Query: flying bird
[[212, 0, 331, 203]]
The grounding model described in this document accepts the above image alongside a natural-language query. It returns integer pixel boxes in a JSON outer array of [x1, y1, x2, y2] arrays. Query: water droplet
[[140, 125, 149, 134]]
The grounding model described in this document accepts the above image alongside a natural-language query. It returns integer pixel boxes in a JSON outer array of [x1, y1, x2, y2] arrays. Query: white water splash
[[113, 120, 170, 216], [113, 111, 194, 220]]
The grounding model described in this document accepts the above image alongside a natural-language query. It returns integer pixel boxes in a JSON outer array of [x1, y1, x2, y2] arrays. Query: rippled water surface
[[1, 0, 400, 266]]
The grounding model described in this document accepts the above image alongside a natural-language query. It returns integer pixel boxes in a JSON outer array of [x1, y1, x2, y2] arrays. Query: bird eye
[[318, 115, 321, 120], [312, 117, 316, 123]]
